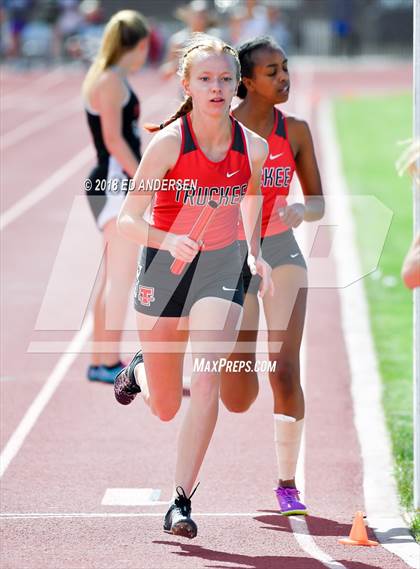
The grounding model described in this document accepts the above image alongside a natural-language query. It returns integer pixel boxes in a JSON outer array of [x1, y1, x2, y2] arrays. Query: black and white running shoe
[[163, 484, 200, 539], [113, 350, 143, 405]]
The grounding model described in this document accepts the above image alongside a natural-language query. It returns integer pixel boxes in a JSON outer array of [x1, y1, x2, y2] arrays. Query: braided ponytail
[[143, 96, 193, 133]]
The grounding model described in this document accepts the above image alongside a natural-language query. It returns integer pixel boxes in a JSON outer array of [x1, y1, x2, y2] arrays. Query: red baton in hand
[[170, 200, 219, 275]]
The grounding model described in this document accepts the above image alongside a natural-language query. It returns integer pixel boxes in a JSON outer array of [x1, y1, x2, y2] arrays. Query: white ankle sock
[[273, 414, 304, 482]]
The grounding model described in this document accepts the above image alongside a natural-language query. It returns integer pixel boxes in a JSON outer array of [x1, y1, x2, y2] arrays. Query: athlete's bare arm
[[118, 124, 200, 263], [92, 70, 139, 178], [286, 116, 324, 223], [240, 129, 268, 256], [240, 129, 274, 297], [402, 232, 420, 289]]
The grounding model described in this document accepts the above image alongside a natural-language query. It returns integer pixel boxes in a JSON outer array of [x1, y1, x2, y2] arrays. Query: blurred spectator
[[49, 0, 105, 65], [160, 0, 220, 79], [330, 0, 359, 56], [227, 6, 246, 47], [4, 0, 33, 58], [80, 0, 102, 26], [147, 19, 165, 65], [53, 0, 83, 60], [76, 0, 105, 64], [265, 3, 290, 53], [228, 0, 268, 47], [0, 4, 12, 57], [37, 0, 60, 25]]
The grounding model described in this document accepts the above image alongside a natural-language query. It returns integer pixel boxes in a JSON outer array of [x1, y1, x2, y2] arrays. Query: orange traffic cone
[[339, 511, 378, 546]]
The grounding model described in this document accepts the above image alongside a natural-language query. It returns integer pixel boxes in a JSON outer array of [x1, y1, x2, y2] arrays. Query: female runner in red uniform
[[115, 34, 273, 538], [220, 37, 324, 516]]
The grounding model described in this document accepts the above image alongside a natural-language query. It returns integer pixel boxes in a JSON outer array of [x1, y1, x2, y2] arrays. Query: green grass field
[[334, 92, 419, 540]]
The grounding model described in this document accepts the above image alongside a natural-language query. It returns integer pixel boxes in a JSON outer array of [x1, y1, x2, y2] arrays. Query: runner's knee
[[270, 358, 301, 396], [151, 397, 181, 422], [221, 371, 258, 413], [190, 372, 220, 405]]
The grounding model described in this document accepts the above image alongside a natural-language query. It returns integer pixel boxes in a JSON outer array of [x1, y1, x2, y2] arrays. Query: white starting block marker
[[101, 488, 166, 506]]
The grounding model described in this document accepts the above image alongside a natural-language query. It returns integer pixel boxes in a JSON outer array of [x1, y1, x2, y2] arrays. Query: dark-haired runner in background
[[221, 36, 324, 516]]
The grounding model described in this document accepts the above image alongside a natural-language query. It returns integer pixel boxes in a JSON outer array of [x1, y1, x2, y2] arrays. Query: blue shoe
[[87, 361, 125, 384]]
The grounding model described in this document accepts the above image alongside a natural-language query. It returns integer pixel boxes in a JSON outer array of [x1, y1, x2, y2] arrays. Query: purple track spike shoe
[[275, 486, 308, 516]]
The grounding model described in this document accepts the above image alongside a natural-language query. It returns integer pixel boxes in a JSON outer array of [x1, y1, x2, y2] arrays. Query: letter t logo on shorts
[[138, 286, 156, 307]]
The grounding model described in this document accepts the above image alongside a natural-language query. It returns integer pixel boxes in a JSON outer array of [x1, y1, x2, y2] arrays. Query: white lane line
[[0, 146, 93, 231], [0, 315, 92, 479], [1, 78, 67, 111], [288, 74, 347, 569], [290, 518, 346, 569], [1, 96, 80, 150], [318, 97, 419, 569], [101, 488, 165, 506], [0, 512, 291, 519], [288, 327, 345, 569], [1, 70, 66, 106]]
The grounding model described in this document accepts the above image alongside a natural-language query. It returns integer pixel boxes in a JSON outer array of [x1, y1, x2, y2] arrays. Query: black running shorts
[[241, 230, 307, 295], [134, 242, 244, 317]]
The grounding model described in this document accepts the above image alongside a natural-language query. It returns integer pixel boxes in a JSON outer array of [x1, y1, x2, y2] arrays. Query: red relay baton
[[170, 200, 219, 275]]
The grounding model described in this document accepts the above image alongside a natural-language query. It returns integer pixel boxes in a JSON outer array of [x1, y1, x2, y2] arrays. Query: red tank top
[[238, 108, 296, 240], [152, 113, 252, 250]]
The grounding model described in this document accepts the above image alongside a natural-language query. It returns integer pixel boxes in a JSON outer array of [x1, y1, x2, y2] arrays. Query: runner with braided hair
[[116, 33, 273, 538]]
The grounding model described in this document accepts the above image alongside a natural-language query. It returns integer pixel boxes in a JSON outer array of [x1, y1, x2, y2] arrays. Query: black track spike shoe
[[114, 351, 143, 405], [163, 483, 200, 539]]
